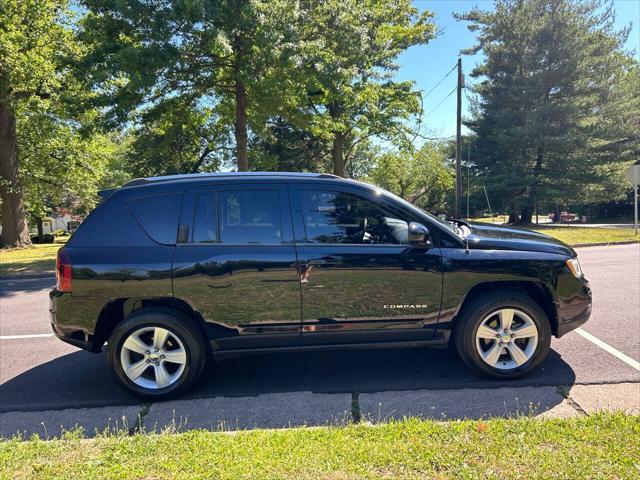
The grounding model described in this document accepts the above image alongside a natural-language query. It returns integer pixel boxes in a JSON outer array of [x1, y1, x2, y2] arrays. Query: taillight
[[56, 249, 72, 292]]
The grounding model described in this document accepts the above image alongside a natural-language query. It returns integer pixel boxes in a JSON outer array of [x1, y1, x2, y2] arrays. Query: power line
[[422, 63, 457, 99], [425, 86, 457, 117], [415, 133, 455, 141], [435, 22, 452, 37]]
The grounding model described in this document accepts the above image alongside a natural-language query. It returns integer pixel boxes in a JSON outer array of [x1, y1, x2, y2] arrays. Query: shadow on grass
[[0, 258, 56, 276], [0, 242, 65, 276]]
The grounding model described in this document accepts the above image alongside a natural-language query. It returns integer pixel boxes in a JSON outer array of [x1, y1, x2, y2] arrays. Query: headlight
[[566, 257, 583, 278]]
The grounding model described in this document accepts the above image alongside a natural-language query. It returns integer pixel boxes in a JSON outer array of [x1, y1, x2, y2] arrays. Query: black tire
[[453, 291, 551, 379], [107, 307, 208, 400]]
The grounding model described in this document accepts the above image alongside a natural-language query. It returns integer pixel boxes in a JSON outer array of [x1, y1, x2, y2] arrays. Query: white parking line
[[575, 328, 640, 371], [0, 333, 54, 340]]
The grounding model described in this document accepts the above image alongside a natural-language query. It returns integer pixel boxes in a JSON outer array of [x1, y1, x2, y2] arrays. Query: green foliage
[[249, 118, 330, 173], [127, 98, 232, 177], [458, 0, 639, 222], [17, 104, 117, 219], [76, 0, 304, 170], [0, 0, 119, 243], [0, 0, 76, 246], [0, 0, 72, 105], [5, 0, 638, 238], [75, 0, 435, 174], [292, 0, 436, 175], [368, 143, 455, 213]]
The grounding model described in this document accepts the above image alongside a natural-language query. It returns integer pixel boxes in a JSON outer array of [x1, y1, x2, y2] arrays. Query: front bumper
[[556, 277, 592, 337]]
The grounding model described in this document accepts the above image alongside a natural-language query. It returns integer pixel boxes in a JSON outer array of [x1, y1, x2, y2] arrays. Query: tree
[[295, 0, 436, 176], [249, 118, 329, 173], [17, 105, 115, 237], [127, 98, 232, 177], [76, 0, 301, 172], [0, 0, 75, 247], [458, 0, 638, 224], [368, 143, 455, 213]]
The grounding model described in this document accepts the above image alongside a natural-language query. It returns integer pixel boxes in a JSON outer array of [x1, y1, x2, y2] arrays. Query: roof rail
[[123, 171, 341, 188]]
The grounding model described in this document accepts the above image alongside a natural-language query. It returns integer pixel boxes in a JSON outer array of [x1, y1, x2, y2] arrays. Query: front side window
[[219, 190, 282, 244], [299, 190, 408, 245]]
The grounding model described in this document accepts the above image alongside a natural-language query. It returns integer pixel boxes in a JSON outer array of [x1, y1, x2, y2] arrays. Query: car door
[[172, 183, 302, 350], [290, 184, 443, 344]]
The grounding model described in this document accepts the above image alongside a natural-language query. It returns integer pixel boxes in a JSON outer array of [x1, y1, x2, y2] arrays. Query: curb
[[2, 383, 638, 439], [570, 240, 639, 248]]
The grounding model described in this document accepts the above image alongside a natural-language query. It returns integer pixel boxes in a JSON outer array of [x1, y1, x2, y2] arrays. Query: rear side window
[[219, 190, 282, 244], [128, 193, 182, 245]]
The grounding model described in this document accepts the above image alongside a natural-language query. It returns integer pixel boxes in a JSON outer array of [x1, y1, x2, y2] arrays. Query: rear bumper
[[556, 278, 592, 338], [49, 289, 102, 352]]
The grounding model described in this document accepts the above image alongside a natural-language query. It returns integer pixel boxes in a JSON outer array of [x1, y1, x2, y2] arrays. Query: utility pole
[[455, 57, 463, 219]]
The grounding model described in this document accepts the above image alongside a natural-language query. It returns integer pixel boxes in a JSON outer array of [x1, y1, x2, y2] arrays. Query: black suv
[[50, 173, 591, 399]]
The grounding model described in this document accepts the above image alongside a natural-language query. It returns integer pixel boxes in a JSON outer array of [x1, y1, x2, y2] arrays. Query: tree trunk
[[332, 132, 345, 177], [0, 100, 31, 248], [508, 205, 518, 224], [327, 101, 345, 177], [234, 79, 248, 172], [518, 205, 533, 225], [36, 217, 44, 243], [554, 205, 562, 223], [530, 146, 543, 227]]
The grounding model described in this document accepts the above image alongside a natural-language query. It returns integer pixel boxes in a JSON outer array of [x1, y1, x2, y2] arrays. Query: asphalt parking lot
[[1, 244, 638, 436]]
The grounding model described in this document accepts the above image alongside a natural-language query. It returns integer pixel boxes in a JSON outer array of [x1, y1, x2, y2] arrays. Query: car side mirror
[[408, 222, 431, 246]]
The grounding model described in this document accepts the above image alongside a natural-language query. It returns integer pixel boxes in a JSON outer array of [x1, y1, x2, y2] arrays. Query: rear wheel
[[454, 291, 551, 379], [107, 308, 208, 400]]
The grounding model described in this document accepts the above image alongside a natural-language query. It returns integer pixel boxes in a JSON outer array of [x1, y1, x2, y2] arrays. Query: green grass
[[530, 226, 639, 246], [0, 239, 66, 276], [1, 413, 638, 479], [469, 214, 511, 224], [468, 218, 639, 245]]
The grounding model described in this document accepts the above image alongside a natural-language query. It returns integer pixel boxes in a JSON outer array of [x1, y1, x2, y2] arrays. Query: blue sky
[[397, 0, 640, 139]]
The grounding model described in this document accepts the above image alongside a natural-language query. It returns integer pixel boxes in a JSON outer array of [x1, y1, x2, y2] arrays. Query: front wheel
[[107, 308, 208, 400], [454, 292, 551, 379]]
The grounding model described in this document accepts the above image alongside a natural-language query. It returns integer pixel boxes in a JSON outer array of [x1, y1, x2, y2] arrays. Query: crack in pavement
[[130, 402, 151, 435], [351, 392, 362, 424], [557, 385, 588, 416]]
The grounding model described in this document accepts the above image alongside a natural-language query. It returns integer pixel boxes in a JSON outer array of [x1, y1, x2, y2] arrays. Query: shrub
[[30, 233, 56, 244]]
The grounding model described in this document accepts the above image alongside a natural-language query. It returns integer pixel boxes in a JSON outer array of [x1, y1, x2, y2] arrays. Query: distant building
[[38, 214, 83, 234]]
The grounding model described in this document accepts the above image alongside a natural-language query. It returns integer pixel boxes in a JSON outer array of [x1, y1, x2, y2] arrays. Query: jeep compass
[[49, 172, 592, 399]]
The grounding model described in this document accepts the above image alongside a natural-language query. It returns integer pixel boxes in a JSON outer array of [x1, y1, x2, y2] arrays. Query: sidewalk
[[2, 382, 638, 439]]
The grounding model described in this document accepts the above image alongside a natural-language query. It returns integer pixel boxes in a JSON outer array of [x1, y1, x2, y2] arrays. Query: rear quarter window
[[128, 193, 182, 245]]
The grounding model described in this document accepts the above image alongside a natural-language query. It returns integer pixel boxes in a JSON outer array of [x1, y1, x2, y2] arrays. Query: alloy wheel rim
[[120, 326, 187, 389], [475, 308, 538, 370]]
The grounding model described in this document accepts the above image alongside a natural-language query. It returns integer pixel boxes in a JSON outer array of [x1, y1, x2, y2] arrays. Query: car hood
[[465, 223, 575, 256]]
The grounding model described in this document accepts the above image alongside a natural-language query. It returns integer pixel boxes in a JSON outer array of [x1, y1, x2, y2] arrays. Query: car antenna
[[464, 223, 470, 253]]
